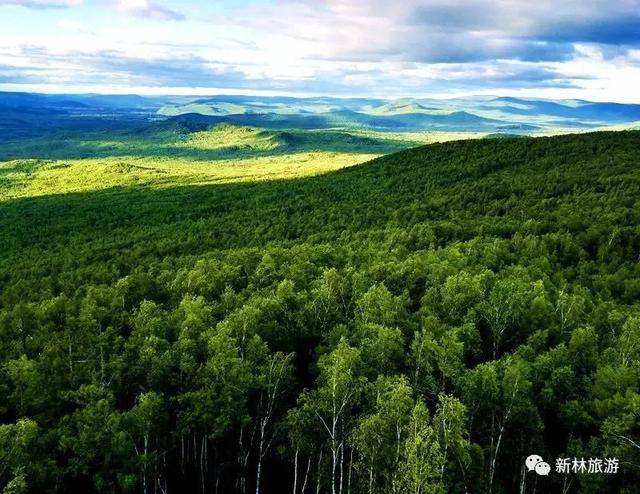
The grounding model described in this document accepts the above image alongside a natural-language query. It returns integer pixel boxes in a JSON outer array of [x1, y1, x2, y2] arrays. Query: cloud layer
[[0, 0, 82, 8], [0, 0, 639, 101], [116, 0, 184, 21]]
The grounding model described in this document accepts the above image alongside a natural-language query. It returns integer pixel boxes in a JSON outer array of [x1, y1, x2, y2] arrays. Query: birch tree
[[176, 326, 252, 491], [354, 375, 414, 494], [305, 339, 363, 494], [255, 352, 294, 494], [125, 391, 165, 494], [395, 402, 444, 494]]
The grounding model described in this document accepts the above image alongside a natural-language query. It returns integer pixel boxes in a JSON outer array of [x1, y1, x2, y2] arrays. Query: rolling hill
[[4, 91, 640, 139], [0, 123, 472, 198], [156, 109, 504, 132]]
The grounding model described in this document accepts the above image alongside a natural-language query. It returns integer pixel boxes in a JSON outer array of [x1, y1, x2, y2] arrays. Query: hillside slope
[[0, 131, 639, 494], [3, 131, 638, 258]]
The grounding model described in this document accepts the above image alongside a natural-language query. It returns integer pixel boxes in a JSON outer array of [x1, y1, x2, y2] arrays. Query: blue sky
[[0, 0, 639, 101]]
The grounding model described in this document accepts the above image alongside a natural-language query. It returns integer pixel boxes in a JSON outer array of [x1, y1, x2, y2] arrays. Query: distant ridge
[[2, 91, 640, 138]]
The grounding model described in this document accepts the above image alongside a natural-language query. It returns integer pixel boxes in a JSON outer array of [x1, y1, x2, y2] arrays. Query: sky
[[0, 0, 639, 101]]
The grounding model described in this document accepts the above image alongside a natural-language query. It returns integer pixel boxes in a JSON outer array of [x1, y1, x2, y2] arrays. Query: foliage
[[0, 129, 639, 493]]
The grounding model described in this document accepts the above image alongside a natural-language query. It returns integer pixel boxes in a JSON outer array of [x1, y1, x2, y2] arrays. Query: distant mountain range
[[1, 91, 639, 139]]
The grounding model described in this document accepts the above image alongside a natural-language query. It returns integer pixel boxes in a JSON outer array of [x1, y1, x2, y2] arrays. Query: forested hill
[[3, 131, 639, 258], [1, 131, 640, 494]]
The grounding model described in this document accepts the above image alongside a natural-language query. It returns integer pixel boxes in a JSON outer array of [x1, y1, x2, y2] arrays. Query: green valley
[[0, 124, 480, 199]]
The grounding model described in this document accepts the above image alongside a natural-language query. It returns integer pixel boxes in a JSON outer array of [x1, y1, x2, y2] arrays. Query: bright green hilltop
[[0, 123, 482, 199]]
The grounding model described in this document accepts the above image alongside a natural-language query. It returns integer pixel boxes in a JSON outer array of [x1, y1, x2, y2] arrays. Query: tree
[[478, 274, 532, 360], [58, 385, 129, 492], [286, 405, 323, 494], [355, 323, 404, 378], [0, 419, 38, 494], [433, 394, 470, 490], [554, 286, 589, 337], [394, 401, 444, 494], [125, 300, 174, 392], [354, 376, 414, 494], [462, 357, 540, 494], [173, 295, 212, 380], [410, 318, 464, 399], [356, 284, 407, 329], [124, 392, 165, 494], [302, 339, 364, 494], [255, 352, 294, 494], [433, 271, 487, 325], [176, 326, 252, 491], [568, 327, 598, 375], [3, 356, 43, 416], [309, 268, 353, 334]]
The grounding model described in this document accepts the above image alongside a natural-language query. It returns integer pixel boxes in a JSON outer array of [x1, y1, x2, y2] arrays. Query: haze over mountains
[[2, 91, 640, 140]]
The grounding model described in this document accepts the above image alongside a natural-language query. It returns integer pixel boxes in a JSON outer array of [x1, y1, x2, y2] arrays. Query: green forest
[[1, 128, 639, 494]]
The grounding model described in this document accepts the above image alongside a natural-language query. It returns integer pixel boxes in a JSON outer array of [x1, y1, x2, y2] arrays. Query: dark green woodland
[[1, 130, 639, 493]]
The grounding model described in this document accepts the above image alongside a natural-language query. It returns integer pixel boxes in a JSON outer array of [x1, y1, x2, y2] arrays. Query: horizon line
[[1, 86, 639, 105]]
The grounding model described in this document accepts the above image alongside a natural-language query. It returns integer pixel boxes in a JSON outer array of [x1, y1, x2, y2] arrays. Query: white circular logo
[[535, 461, 551, 476], [525, 454, 544, 472], [525, 454, 550, 475]]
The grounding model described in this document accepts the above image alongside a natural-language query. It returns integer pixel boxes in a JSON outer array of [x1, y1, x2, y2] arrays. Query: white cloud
[[0, 0, 81, 8], [116, 0, 184, 21], [0, 0, 639, 101]]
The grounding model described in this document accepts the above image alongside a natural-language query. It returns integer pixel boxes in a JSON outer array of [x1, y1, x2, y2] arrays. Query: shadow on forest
[[0, 125, 418, 162], [0, 161, 379, 254]]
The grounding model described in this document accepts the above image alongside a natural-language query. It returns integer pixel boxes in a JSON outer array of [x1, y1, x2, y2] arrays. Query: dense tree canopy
[[0, 131, 639, 493]]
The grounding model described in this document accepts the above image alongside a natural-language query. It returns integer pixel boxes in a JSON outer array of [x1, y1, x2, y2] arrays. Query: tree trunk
[[368, 453, 374, 494], [331, 444, 337, 494], [302, 456, 311, 494], [489, 378, 518, 494], [238, 426, 247, 494], [488, 411, 495, 494], [338, 443, 344, 494], [200, 435, 206, 494], [143, 434, 148, 494], [181, 434, 185, 473], [347, 448, 353, 494], [293, 447, 299, 494], [256, 419, 266, 494], [316, 450, 323, 494], [456, 455, 469, 494]]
